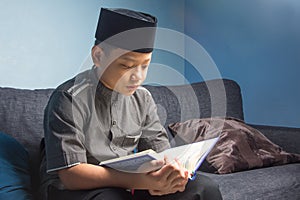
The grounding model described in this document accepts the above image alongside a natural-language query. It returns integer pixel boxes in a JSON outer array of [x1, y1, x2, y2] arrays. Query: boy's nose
[[131, 67, 143, 80]]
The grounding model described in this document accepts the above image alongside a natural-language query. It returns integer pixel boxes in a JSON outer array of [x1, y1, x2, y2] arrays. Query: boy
[[40, 8, 222, 200]]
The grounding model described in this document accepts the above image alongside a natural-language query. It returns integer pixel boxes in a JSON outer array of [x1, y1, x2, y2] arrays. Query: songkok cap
[[95, 8, 157, 53]]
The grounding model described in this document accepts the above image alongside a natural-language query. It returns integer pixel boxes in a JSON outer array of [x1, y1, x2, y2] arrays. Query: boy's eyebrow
[[120, 56, 151, 63]]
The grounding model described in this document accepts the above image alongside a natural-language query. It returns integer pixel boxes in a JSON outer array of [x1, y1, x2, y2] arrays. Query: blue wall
[[0, 0, 299, 128], [184, 0, 300, 127], [0, 0, 99, 88], [0, 0, 185, 87]]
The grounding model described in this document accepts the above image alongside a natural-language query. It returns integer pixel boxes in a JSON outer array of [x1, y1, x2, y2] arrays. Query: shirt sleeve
[[44, 90, 87, 173], [138, 92, 171, 153]]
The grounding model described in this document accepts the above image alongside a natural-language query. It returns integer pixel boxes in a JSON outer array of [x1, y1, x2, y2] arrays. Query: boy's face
[[96, 47, 152, 96]]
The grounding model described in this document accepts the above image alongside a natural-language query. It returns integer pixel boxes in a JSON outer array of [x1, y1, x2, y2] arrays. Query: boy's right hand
[[141, 157, 189, 196]]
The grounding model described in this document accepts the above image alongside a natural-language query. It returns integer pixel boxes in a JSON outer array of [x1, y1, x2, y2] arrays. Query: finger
[[152, 162, 175, 179], [184, 170, 189, 179], [149, 159, 165, 166], [149, 189, 164, 196], [165, 161, 185, 182], [170, 175, 187, 188], [174, 158, 189, 178], [149, 189, 178, 196], [169, 170, 189, 188], [171, 179, 188, 192], [167, 168, 181, 182], [164, 156, 170, 165], [177, 184, 187, 192], [149, 159, 185, 183], [174, 158, 182, 168]]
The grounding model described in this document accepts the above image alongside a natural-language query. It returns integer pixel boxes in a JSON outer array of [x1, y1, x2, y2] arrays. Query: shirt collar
[[92, 66, 124, 103]]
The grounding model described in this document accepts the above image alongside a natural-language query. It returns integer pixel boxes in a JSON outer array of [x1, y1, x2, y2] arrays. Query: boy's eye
[[121, 64, 132, 69], [120, 64, 149, 70], [142, 65, 148, 69]]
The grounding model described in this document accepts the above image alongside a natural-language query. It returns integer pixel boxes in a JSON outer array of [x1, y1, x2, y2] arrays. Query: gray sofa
[[0, 79, 299, 200]]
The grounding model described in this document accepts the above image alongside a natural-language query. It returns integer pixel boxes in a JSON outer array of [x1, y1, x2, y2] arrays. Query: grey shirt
[[40, 67, 170, 195]]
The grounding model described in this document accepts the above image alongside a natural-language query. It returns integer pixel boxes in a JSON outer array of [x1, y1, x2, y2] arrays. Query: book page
[[157, 137, 219, 175]]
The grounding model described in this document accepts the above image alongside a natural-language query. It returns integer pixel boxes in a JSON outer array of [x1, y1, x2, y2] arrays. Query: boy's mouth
[[126, 85, 139, 90]]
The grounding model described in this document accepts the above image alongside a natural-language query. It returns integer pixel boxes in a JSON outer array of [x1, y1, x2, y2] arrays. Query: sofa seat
[[203, 163, 300, 200]]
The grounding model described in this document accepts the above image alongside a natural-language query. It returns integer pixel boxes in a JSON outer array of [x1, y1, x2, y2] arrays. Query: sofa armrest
[[248, 123, 300, 154]]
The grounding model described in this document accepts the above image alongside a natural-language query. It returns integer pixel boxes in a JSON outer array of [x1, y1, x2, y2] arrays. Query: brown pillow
[[168, 117, 300, 174]]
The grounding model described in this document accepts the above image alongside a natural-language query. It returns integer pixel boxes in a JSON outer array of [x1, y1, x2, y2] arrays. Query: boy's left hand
[[147, 158, 189, 196]]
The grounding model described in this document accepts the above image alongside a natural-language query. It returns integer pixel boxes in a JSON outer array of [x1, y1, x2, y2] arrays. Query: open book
[[100, 137, 219, 179]]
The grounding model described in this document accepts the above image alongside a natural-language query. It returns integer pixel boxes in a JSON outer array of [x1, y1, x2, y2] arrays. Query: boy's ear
[[91, 45, 103, 67]]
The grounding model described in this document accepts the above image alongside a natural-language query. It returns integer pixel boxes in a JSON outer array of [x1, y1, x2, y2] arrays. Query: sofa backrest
[[145, 79, 244, 130], [0, 78, 244, 196]]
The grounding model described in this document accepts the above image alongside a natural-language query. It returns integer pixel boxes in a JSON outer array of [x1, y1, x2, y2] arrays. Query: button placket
[[111, 101, 118, 127], [110, 100, 122, 155]]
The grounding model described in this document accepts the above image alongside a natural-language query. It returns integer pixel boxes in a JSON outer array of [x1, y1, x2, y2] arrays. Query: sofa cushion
[[0, 87, 54, 198], [169, 117, 300, 174], [202, 163, 300, 200], [0, 132, 33, 199]]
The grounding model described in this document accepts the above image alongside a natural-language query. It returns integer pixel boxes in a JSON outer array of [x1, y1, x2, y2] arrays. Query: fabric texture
[[0, 132, 33, 199], [168, 117, 300, 174], [202, 163, 300, 200], [95, 8, 157, 53], [144, 79, 244, 147], [249, 124, 300, 154], [0, 86, 54, 200]]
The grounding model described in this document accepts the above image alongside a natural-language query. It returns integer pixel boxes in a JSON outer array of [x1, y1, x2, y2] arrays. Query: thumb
[[150, 159, 165, 168]]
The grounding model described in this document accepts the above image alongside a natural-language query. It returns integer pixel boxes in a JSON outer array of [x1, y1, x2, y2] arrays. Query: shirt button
[[112, 146, 117, 151], [112, 120, 117, 125]]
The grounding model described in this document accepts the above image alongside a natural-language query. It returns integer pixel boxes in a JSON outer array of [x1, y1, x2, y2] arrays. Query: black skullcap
[[95, 8, 157, 53]]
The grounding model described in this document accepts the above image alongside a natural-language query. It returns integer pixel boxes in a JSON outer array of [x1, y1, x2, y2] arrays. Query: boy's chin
[[117, 89, 136, 96], [123, 91, 136, 96]]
